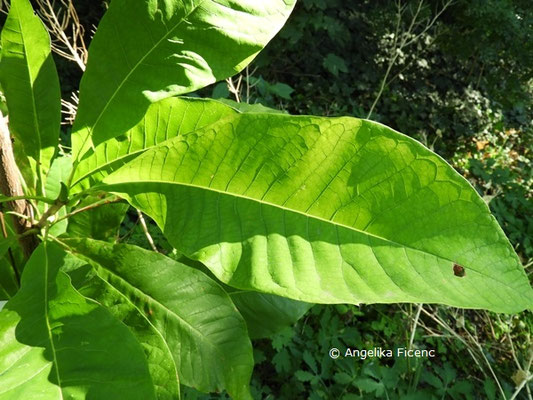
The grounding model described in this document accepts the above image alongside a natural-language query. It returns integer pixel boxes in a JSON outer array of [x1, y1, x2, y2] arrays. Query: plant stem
[[509, 339, 533, 400], [510, 374, 532, 400], [53, 196, 123, 225], [409, 303, 423, 350], [136, 209, 158, 252], [36, 200, 66, 228], [0, 111, 39, 258]]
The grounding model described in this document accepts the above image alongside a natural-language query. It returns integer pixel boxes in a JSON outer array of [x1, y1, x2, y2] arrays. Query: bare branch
[[35, 0, 88, 70], [226, 76, 243, 103], [61, 91, 79, 125], [136, 209, 158, 253]]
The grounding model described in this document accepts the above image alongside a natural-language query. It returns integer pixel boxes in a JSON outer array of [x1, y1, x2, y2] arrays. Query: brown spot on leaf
[[453, 263, 465, 277]]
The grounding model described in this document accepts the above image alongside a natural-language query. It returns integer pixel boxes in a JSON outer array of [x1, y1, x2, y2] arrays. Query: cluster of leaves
[[258, 307, 487, 399], [0, 0, 531, 399], [209, 0, 533, 268], [123, 211, 532, 400]]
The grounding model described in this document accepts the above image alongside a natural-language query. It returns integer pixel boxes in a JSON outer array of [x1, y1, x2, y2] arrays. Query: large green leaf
[[0, 0, 60, 191], [0, 242, 157, 399], [71, 97, 236, 192], [71, 0, 296, 158], [61, 253, 180, 400], [100, 114, 533, 313], [64, 238, 254, 399]]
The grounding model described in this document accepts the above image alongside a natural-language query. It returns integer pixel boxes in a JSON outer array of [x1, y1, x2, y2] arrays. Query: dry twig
[[35, 0, 88, 71]]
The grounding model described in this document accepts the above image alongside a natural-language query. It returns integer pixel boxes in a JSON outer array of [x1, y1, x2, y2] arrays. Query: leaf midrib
[[12, 6, 44, 189], [42, 245, 64, 400], [93, 259, 234, 359], [72, 147, 144, 188], [103, 178, 521, 291], [92, 272, 180, 390], [71, 108, 239, 188]]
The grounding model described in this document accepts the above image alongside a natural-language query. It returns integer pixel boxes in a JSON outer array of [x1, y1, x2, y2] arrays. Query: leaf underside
[[176, 255, 312, 339], [101, 113, 533, 313], [4, 1, 530, 400]]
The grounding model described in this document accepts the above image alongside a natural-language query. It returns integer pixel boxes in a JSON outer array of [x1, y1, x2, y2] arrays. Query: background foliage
[[2, 0, 531, 398]]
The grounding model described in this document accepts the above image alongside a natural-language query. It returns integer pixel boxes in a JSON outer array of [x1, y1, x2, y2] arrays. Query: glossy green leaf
[[0, 215, 26, 300], [0, 242, 157, 399], [0, 260, 17, 300], [0, 221, 24, 285], [71, 97, 236, 192], [64, 238, 254, 399], [101, 113, 533, 313], [71, 0, 296, 158], [61, 254, 180, 400], [0, 0, 61, 191]]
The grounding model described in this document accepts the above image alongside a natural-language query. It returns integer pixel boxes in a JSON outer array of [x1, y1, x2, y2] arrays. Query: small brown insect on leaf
[[453, 263, 465, 277]]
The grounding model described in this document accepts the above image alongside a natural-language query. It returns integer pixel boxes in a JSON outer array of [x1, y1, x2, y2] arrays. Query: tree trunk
[[0, 111, 38, 259]]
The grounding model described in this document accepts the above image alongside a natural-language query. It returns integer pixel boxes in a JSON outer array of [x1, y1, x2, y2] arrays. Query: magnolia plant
[[0, 0, 531, 398]]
